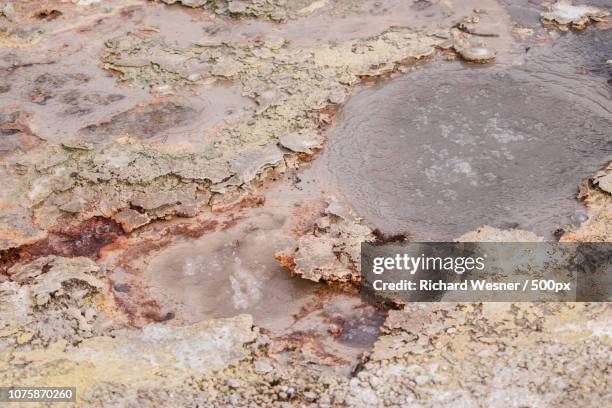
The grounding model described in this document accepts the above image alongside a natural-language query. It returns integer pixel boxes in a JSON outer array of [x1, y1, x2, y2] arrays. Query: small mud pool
[[144, 206, 316, 329], [323, 31, 612, 240], [132, 166, 391, 368]]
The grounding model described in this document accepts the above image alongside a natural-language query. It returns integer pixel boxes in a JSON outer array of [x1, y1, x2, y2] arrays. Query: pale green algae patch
[[158, 0, 335, 21]]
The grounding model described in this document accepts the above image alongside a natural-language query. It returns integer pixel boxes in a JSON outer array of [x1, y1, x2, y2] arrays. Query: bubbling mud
[[323, 30, 612, 240]]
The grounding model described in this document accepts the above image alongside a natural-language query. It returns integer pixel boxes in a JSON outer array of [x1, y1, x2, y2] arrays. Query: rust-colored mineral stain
[[170, 219, 220, 238], [78, 100, 198, 141], [101, 217, 222, 327], [275, 253, 297, 275], [290, 285, 360, 322], [211, 194, 266, 215], [0, 217, 124, 275], [0, 110, 42, 155], [284, 199, 327, 236], [33, 9, 63, 21], [371, 229, 411, 244], [141, 299, 176, 323]]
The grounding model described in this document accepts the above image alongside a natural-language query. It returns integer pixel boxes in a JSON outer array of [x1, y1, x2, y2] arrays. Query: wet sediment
[[0, 1, 611, 406]]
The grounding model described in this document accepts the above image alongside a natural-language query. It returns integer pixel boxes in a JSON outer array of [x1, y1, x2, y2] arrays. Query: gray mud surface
[[323, 34, 612, 239]]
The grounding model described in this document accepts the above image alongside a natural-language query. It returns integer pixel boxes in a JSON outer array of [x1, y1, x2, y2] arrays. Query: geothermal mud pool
[[323, 53, 611, 240], [0, 0, 611, 406]]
